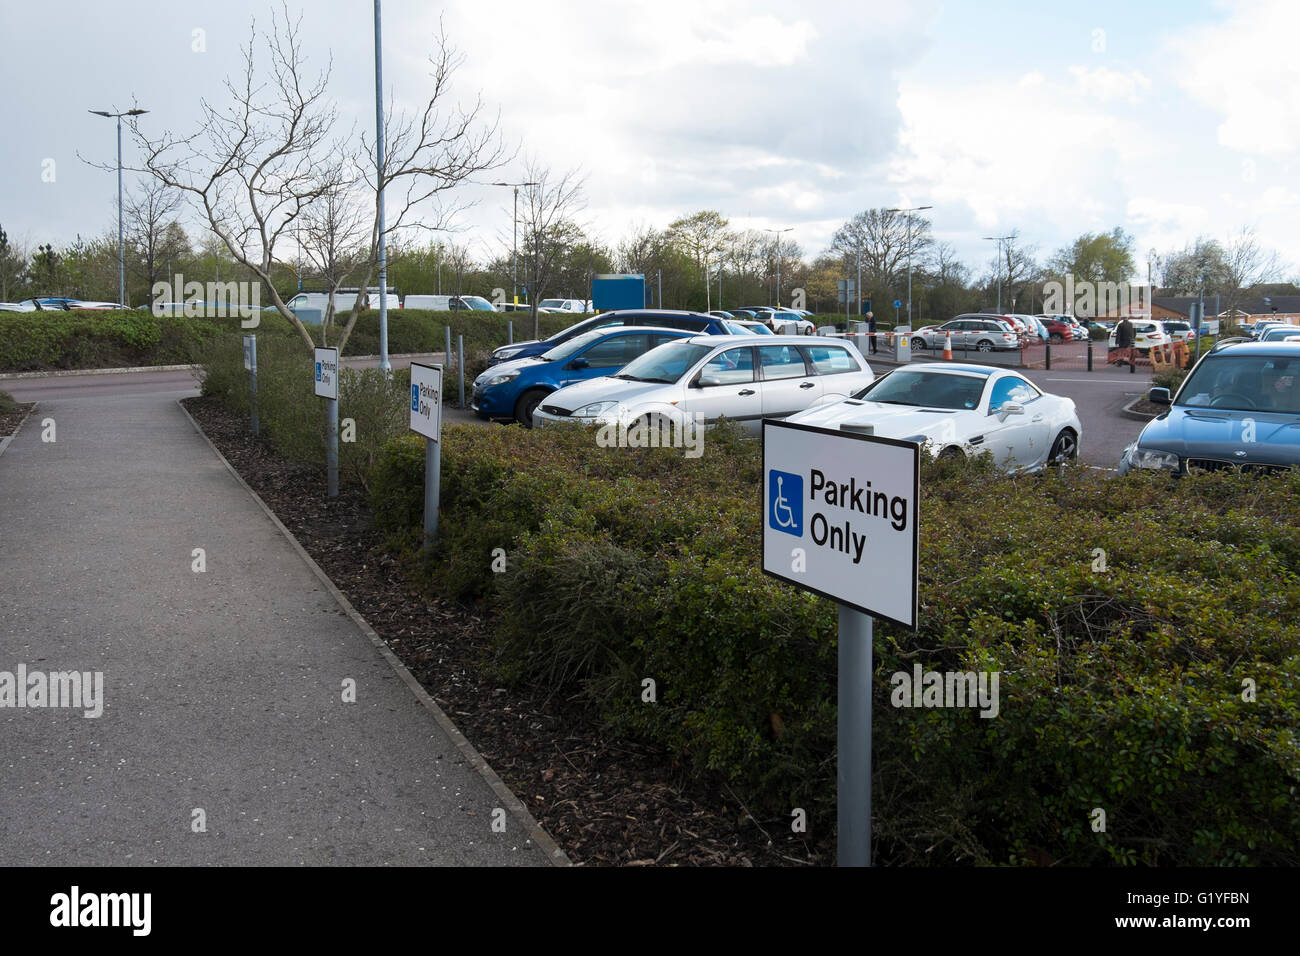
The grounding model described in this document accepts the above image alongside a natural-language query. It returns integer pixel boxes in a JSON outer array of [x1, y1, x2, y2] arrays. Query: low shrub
[[369, 422, 1300, 865]]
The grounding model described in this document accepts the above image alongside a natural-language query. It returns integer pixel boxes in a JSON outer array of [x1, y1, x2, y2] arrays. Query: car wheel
[[1048, 429, 1078, 465], [976, 339, 994, 352], [514, 389, 548, 428], [913, 338, 927, 351]]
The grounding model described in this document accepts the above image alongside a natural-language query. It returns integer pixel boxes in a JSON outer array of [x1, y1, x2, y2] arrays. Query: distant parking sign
[[408, 362, 443, 441], [762, 419, 919, 629], [313, 347, 338, 400]]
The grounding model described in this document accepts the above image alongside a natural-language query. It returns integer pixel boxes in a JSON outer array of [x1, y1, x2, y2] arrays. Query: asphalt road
[[0, 375, 551, 865]]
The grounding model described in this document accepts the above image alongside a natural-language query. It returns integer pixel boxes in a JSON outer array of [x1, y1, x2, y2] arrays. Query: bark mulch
[[183, 396, 828, 867]]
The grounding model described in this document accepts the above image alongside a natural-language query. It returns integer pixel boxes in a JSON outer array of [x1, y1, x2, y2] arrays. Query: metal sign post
[[314, 346, 340, 498], [244, 334, 259, 437], [408, 363, 444, 545], [762, 419, 919, 867]]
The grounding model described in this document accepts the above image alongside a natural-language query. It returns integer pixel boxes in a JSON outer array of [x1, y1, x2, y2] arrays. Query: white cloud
[[1068, 66, 1152, 104], [1163, 0, 1300, 156]]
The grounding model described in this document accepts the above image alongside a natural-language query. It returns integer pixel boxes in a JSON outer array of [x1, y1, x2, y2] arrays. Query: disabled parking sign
[[762, 419, 919, 629]]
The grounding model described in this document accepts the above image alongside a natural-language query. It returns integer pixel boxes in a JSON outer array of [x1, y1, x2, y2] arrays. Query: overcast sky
[[2, 0, 1297, 283]]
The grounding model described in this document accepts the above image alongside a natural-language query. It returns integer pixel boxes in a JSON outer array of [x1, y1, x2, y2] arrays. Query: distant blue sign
[[893, 299, 902, 309], [593, 274, 646, 311]]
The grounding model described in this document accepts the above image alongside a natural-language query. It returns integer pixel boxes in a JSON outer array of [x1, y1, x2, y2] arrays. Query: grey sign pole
[[247, 335, 259, 437], [458, 334, 465, 407], [507, 320, 513, 345], [838, 604, 873, 866], [424, 435, 441, 545], [326, 394, 339, 498], [444, 325, 452, 371]]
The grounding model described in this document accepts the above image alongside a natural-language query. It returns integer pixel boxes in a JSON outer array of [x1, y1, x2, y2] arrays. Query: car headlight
[[1125, 445, 1180, 471], [478, 369, 520, 388], [573, 401, 620, 418], [495, 347, 525, 360]]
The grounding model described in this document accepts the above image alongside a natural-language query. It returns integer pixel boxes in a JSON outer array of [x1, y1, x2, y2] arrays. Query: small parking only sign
[[762, 419, 919, 629], [313, 347, 338, 400], [408, 362, 443, 441]]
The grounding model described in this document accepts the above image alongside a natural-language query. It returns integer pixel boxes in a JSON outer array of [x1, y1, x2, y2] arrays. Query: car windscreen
[[851, 370, 987, 409], [540, 329, 609, 362], [539, 300, 565, 308], [1176, 354, 1300, 414], [615, 341, 715, 383], [462, 296, 495, 311]]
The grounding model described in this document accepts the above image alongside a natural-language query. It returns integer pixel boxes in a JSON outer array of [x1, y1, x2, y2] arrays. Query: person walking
[[1114, 316, 1136, 366], [866, 310, 877, 354]]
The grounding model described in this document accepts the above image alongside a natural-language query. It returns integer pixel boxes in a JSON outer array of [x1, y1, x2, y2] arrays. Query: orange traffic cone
[[943, 330, 953, 360]]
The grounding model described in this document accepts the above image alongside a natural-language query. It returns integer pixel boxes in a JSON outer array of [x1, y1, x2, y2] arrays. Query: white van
[[285, 291, 393, 312], [537, 298, 592, 313], [404, 294, 496, 312]]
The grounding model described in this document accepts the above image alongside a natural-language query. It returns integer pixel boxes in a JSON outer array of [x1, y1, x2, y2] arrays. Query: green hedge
[[370, 424, 1300, 866]]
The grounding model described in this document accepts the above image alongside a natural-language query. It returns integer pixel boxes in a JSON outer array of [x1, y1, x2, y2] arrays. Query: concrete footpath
[[0, 382, 561, 865]]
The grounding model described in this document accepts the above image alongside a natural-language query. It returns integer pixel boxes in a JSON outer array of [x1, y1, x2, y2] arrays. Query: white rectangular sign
[[313, 347, 339, 400], [243, 335, 255, 371], [762, 419, 919, 629], [408, 362, 443, 441]]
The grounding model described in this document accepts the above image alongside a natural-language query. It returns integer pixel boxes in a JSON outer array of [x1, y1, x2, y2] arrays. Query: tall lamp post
[[492, 181, 539, 305], [886, 205, 931, 324], [89, 108, 148, 307], [764, 226, 793, 307], [983, 234, 1013, 313], [373, 0, 391, 372]]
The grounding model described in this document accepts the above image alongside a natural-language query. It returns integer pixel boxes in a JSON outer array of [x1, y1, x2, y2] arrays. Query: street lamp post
[[492, 181, 539, 305], [373, 0, 390, 372], [764, 227, 793, 307], [886, 205, 932, 325], [89, 108, 148, 307], [983, 234, 1013, 313]]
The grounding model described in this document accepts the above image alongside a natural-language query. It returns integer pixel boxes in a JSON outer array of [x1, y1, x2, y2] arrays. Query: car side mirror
[[997, 402, 1024, 418], [695, 375, 720, 388], [1148, 386, 1171, 405], [567, 357, 589, 370]]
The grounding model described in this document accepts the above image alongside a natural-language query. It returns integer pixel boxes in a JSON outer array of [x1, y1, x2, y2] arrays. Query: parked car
[[912, 317, 1019, 352], [488, 310, 734, 365], [730, 319, 775, 335], [1252, 321, 1291, 340], [767, 309, 815, 334], [1039, 317, 1075, 342], [532, 335, 873, 434], [1118, 342, 1300, 475], [69, 300, 131, 310], [403, 294, 491, 311], [13, 297, 79, 311], [1108, 320, 1170, 353], [708, 310, 735, 320], [1162, 320, 1196, 344], [1009, 314, 1049, 342], [472, 326, 694, 427], [1258, 325, 1300, 342], [537, 298, 593, 313], [0, 302, 22, 311], [788, 363, 1082, 472]]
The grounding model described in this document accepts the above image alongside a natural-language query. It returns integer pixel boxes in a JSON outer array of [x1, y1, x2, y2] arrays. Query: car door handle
[[1032, 415, 1044, 422], [799, 381, 815, 389], [738, 388, 755, 396]]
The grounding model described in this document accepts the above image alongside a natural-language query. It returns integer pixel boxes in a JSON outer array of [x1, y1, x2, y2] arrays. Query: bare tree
[[341, 19, 507, 348], [298, 172, 371, 343], [124, 178, 185, 299], [518, 159, 587, 337], [126, 5, 344, 347], [1223, 226, 1282, 314], [831, 208, 933, 291]]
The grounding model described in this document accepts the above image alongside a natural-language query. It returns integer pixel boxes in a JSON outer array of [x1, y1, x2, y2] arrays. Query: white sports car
[[786, 363, 1082, 472]]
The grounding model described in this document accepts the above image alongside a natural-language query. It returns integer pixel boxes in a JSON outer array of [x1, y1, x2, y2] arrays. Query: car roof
[[683, 334, 845, 346], [596, 309, 713, 319], [1205, 341, 1300, 356]]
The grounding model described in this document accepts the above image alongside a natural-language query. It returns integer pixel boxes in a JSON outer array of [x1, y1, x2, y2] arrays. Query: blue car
[[1119, 341, 1300, 474], [488, 309, 733, 365], [473, 325, 695, 426]]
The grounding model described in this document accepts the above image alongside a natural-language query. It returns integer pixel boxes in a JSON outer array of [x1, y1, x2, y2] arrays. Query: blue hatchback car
[[488, 310, 733, 365], [472, 326, 695, 426]]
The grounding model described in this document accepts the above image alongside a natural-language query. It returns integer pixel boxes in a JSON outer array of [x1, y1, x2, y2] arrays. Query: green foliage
[[0, 311, 229, 371], [0, 388, 16, 414], [369, 422, 1300, 866]]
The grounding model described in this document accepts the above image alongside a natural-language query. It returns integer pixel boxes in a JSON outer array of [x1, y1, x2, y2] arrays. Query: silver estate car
[[532, 335, 874, 433]]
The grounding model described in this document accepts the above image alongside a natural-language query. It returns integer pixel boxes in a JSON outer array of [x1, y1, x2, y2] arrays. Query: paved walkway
[[0, 382, 555, 865]]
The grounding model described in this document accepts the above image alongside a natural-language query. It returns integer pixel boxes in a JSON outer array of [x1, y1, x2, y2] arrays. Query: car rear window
[[757, 345, 808, 380], [802, 344, 859, 373]]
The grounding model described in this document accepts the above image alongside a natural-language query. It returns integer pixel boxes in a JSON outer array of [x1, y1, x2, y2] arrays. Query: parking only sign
[[243, 335, 255, 371], [762, 419, 919, 629], [313, 347, 339, 400], [408, 362, 443, 441]]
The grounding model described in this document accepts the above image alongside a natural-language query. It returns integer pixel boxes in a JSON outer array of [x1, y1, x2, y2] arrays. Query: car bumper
[[469, 385, 515, 420]]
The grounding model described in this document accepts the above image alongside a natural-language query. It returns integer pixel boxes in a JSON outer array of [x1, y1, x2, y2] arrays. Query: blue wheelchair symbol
[[768, 470, 803, 537], [411, 384, 420, 412]]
